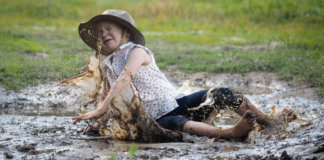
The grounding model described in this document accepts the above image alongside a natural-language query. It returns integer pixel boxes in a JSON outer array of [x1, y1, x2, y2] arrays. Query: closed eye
[[105, 26, 111, 31]]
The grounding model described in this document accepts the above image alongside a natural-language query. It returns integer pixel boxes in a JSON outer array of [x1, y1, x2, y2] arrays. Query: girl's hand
[[72, 98, 109, 125], [72, 110, 97, 125]]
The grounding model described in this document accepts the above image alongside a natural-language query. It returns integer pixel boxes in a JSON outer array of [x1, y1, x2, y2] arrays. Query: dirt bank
[[0, 72, 323, 159]]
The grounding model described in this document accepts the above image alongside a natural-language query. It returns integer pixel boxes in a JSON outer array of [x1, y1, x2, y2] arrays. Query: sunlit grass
[[153, 42, 324, 97], [0, 0, 323, 96], [0, 51, 90, 90]]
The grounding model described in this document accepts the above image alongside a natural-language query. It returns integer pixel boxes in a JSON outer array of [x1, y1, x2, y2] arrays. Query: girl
[[72, 9, 296, 139]]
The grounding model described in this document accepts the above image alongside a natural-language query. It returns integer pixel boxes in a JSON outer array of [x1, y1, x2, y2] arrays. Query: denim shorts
[[156, 87, 243, 131]]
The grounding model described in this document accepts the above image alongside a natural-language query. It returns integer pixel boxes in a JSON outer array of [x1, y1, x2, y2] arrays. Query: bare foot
[[282, 108, 297, 122], [236, 98, 269, 127], [229, 110, 256, 139]]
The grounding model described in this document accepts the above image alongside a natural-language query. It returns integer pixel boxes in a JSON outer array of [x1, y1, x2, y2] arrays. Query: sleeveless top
[[100, 42, 179, 119]]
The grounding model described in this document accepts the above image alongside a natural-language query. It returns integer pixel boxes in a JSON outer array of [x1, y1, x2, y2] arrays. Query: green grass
[[155, 45, 324, 87], [0, 31, 50, 53], [128, 145, 138, 159], [0, 51, 89, 90], [0, 0, 323, 96]]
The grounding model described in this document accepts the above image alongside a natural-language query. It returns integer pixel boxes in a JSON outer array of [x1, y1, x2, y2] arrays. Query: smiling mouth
[[104, 39, 112, 44]]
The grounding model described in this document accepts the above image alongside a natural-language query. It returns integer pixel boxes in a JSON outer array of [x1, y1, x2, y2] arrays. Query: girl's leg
[[157, 89, 210, 122], [164, 88, 267, 126], [158, 88, 245, 124], [209, 88, 296, 125], [157, 88, 255, 139], [236, 97, 269, 126], [236, 97, 297, 126], [183, 110, 255, 139]]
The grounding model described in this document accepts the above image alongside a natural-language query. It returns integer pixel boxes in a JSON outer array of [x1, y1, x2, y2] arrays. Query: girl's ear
[[123, 29, 132, 42], [125, 29, 131, 39], [127, 32, 132, 39]]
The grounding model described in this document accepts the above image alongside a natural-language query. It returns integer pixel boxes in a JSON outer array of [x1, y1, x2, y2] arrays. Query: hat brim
[[78, 15, 145, 55]]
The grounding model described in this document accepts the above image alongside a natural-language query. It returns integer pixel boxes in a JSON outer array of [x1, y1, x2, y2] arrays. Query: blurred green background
[[0, 0, 323, 96]]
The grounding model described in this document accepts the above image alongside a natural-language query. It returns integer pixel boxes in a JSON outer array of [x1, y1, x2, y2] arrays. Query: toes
[[283, 108, 294, 115], [243, 110, 256, 124], [282, 108, 297, 121], [242, 111, 256, 130], [282, 108, 289, 113], [243, 110, 255, 119], [286, 110, 293, 115], [248, 120, 255, 129]]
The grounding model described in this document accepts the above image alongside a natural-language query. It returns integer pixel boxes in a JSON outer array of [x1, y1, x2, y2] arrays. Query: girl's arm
[[72, 47, 151, 124]]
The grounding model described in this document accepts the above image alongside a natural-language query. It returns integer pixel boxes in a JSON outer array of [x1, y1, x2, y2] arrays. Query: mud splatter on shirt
[[101, 42, 179, 119]]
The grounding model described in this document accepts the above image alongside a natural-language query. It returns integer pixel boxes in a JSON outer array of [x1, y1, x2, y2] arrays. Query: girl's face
[[96, 21, 124, 52]]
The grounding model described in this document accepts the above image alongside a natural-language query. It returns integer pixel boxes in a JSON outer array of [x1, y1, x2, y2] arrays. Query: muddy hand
[[72, 113, 93, 125]]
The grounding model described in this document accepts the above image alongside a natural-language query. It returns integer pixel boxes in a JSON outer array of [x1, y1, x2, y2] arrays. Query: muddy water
[[1, 72, 323, 159]]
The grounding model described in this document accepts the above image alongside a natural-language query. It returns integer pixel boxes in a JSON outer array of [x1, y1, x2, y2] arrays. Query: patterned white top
[[100, 42, 179, 119]]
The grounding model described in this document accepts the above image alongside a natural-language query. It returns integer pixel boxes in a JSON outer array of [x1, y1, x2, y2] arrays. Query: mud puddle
[[1, 72, 323, 159]]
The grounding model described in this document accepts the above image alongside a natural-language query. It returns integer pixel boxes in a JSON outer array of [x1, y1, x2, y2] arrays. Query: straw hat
[[78, 9, 145, 54]]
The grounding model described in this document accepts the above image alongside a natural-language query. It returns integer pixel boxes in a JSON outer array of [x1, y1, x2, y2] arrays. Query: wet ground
[[1, 72, 323, 159]]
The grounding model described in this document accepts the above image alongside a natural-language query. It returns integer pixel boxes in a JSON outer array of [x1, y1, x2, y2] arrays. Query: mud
[[1, 71, 323, 159]]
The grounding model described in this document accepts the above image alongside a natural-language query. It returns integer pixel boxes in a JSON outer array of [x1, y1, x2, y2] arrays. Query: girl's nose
[[102, 30, 109, 37]]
